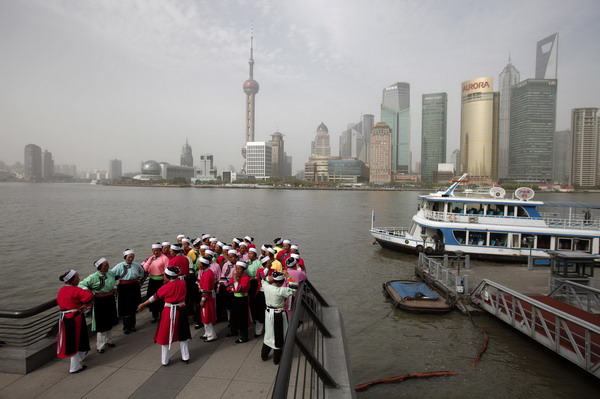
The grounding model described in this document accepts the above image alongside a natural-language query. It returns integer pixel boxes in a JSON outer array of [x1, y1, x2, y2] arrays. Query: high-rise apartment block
[[553, 130, 572, 185], [508, 79, 557, 182], [245, 142, 272, 179], [369, 122, 393, 184], [312, 123, 331, 156], [460, 77, 499, 184], [42, 150, 54, 179], [421, 93, 447, 182], [571, 108, 600, 187], [109, 159, 122, 179], [498, 57, 520, 179], [269, 132, 285, 179], [536, 33, 559, 79], [381, 82, 410, 173], [180, 139, 193, 167], [24, 144, 42, 181]]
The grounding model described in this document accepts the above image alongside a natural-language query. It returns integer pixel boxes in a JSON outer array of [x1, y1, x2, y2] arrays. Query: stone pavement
[[0, 311, 278, 399]]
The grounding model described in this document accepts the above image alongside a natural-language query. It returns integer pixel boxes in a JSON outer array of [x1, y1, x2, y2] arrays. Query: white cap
[[260, 256, 269, 264], [94, 257, 108, 268], [291, 245, 299, 250], [192, 238, 202, 246], [291, 253, 300, 259], [249, 247, 258, 254], [177, 234, 185, 239], [123, 249, 134, 256], [273, 274, 285, 282], [62, 269, 77, 282], [165, 267, 179, 276], [170, 244, 181, 250], [200, 245, 209, 250], [205, 249, 215, 256], [239, 242, 247, 247], [209, 237, 218, 242], [199, 257, 210, 265], [217, 241, 225, 247], [244, 236, 253, 242], [233, 238, 241, 244], [228, 249, 238, 255], [202, 234, 211, 240], [182, 237, 191, 244], [235, 261, 248, 268], [152, 243, 162, 249], [161, 241, 171, 247], [267, 247, 276, 255], [283, 239, 291, 245], [223, 245, 232, 251], [261, 245, 267, 251]]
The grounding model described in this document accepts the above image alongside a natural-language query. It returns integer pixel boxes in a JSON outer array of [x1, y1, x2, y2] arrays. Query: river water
[[0, 183, 598, 397]]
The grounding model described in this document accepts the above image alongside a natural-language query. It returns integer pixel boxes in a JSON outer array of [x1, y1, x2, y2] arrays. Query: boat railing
[[0, 275, 149, 348], [471, 279, 600, 378], [423, 210, 600, 230], [548, 279, 600, 314], [370, 226, 410, 236], [272, 279, 355, 398], [417, 253, 470, 295]]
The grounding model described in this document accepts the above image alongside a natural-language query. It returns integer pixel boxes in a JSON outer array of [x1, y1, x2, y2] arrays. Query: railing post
[[464, 255, 470, 270], [443, 254, 448, 268]]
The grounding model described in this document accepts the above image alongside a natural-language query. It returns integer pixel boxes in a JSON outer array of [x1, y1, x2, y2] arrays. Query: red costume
[[152, 279, 191, 345], [56, 286, 93, 358], [198, 269, 216, 324], [169, 254, 190, 277]]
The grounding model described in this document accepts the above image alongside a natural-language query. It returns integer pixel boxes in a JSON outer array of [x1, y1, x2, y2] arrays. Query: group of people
[[56, 235, 307, 373]]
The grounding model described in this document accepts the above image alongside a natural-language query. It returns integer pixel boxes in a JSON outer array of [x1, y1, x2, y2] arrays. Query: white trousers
[[204, 323, 216, 340], [161, 340, 190, 365], [96, 331, 112, 350], [69, 351, 86, 373], [255, 321, 264, 336]]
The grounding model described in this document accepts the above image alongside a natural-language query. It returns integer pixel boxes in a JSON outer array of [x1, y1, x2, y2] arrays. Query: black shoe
[[181, 359, 189, 364], [225, 332, 236, 337], [131, 328, 137, 332], [162, 362, 169, 367], [124, 329, 131, 335], [97, 349, 105, 354], [71, 365, 87, 374], [194, 324, 202, 330], [235, 338, 248, 344], [203, 337, 217, 343], [107, 343, 116, 348]]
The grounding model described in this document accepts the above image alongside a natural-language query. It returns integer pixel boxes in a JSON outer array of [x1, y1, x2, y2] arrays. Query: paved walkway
[[0, 312, 278, 399]]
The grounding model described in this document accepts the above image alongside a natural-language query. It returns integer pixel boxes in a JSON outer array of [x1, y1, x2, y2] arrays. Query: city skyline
[[1, 1, 599, 173]]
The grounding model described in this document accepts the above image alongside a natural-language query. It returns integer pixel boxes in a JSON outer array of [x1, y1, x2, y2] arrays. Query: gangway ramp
[[471, 279, 600, 379]]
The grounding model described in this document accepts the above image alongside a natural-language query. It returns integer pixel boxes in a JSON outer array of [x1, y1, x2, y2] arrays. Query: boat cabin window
[[453, 231, 466, 245], [520, 234, 535, 248], [409, 222, 418, 236], [450, 203, 465, 213], [516, 206, 529, 217], [430, 202, 441, 212], [537, 235, 551, 249], [558, 238, 572, 250], [512, 234, 521, 248], [469, 231, 487, 246], [489, 233, 508, 247], [487, 205, 504, 216], [576, 239, 591, 252], [467, 206, 484, 215], [559, 237, 591, 252]]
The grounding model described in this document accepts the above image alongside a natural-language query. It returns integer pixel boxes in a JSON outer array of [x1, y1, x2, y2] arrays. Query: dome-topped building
[[311, 122, 331, 157], [316, 122, 329, 134], [141, 160, 161, 176]]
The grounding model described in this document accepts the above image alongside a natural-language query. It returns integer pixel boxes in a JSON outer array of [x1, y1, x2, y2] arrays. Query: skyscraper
[[269, 132, 285, 179], [242, 28, 259, 165], [180, 139, 193, 167], [42, 150, 54, 179], [508, 79, 557, 182], [109, 159, 122, 179], [536, 33, 559, 79], [450, 149, 460, 174], [571, 108, 599, 187], [369, 122, 392, 184], [498, 56, 520, 179], [198, 154, 217, 179], [381, 82, 410, 173], [460, 77, 499, 184], [312, 123, 331, 156], [245, 142, 272, 179], [553, 130, 572, 185], [24, 144, 42, 181], [421, 92, 447, 182], [362, 114, 374, 162]]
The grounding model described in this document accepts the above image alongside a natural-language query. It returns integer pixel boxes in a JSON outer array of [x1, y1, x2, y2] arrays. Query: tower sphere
[[243, 79, 260, 94], [141, 160, 161, 175]]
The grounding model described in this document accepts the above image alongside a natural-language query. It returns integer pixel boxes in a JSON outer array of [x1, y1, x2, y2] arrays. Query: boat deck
[[0, 310, 278, 399]]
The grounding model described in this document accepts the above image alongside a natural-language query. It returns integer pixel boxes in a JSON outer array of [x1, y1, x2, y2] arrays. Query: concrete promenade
[[0, 311, 278, 399]]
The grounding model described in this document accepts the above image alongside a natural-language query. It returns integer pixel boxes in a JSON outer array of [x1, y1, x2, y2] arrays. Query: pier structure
[[0, 280, 354, 398]]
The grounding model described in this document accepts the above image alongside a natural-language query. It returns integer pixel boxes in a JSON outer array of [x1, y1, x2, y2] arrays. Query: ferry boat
[[370, 174, 600, 261]]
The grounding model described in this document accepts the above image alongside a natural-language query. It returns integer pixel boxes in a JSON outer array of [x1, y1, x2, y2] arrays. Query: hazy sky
[[1, 0, 599, 174]]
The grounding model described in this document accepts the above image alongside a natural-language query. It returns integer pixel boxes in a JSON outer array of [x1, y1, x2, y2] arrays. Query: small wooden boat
[[383, 280, 452, 313]]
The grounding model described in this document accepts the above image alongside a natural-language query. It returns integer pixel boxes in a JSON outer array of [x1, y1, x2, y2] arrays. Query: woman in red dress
[[56, 269, 93, 373], [137, 266, 191, 366]]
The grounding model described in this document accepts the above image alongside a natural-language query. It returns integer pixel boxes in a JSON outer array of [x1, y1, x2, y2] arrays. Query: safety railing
[[0, 275, 149, 348], [272, 279, 351, 398], [471, 279, 600, 378], [417, 253, 470, 295], [549, 279, 600, 314], [369, 227, 410, 237]]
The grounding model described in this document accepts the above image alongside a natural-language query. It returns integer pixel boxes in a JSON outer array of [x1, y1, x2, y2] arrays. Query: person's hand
[[137, 302, 146, 313]]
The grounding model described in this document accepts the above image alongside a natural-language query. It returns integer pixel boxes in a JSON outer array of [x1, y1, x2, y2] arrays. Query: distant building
[[433, 163, 455, 183], [85, 170, 108, 180], [312, 123, 331, 156], [269, 132, 285, 179], [160, 163, 195, 181], [56, 164, 77, 178], [450, 149, 460, 175], [369, 122, 392, 184], [42, 150, 54, 179], [180, 139, 193, 167], [498, 56, 520, 179], [109, 159, 122, 179], [421, 92, 447, 182], [508, 79, 557, 182], [362, 114, 375, 162], [460, 77, 499, 184], [245, 142, 272, 179], [553, 130, 572, 185], [381, 82, 410, 173], [284, 155, 292, 179], [571, 108, 600, 187], [198, 154, 217, 179], [536, 33, 559, 79], [328, 159, 369, 183], [24, 144, 42, 181], [242, 30, 260, 169]]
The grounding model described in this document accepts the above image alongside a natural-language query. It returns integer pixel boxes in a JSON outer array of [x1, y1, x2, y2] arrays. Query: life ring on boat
[[416, 245, 424, 253], [448, 214, 456, 222], [424, 247, 434, 255]]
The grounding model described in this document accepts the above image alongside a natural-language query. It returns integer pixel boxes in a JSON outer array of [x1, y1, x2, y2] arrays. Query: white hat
[[261, 245, 267, 251], [165, 266, 179, 276], [286, 257, 297, 268], [283, 239, 291, 245], [152, 243, 162, 249], [161, 241, 171, 247], [228, 249, 238, 255], [205, 249, 215, 256], [244, 236, 254, 242], [249, 247, 258, 254], [235, 261, 248, 268], [177, 234, 185, 239], [182, 237, 191, 244], [260, 256, 269, 264], [94, 257, 108, 268], [267, 247, 276, 255], [291, 245, 299, 250], [273, 274, 285, 282], [170, 244, 182, 251], [193, 238, 202, 246], [233, 238, 241, 244], [200, 245, 209, 250], [291, 253, 300, 259], [62, 269, 77, 282], [123, 249, 134, 256], [239, 242, 247, 247], [209, 237, 218, 242], [202, 234, 211, 240], [199, 257, 210, 265], [223, 245, 232, 251], [217, 241, 225, 248]]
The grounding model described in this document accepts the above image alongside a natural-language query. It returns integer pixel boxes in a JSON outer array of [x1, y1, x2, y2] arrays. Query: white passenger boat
[[370, 174, 600, 261]]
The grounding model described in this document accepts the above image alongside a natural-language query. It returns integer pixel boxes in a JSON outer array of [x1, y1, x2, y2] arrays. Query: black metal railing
[[272, 279, 341, 398], [0, 275, 149, 348]]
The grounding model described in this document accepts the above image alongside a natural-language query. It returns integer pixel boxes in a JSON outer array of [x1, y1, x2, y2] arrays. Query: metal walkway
[[471, 279, 600, 379]]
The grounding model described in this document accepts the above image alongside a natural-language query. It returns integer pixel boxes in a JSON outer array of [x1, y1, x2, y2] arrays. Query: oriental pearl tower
[[241, 29, 259, 171]]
